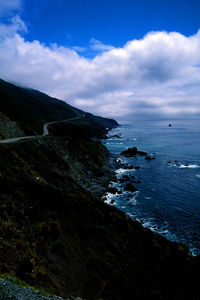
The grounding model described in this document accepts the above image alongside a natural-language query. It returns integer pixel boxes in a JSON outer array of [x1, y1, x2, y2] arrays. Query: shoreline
[[0, 132, 199, 299], [1, 79, 199, 299], [102, 125, 200, 257]]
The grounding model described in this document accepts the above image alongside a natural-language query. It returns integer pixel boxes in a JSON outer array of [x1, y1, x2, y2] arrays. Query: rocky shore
[[2, 135, 200, 300], [0, 79, 199, 300]]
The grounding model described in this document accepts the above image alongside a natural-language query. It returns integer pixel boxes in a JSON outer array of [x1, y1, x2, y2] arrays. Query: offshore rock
[[124, 182, 138, 193], [120, 147, 147, 157], [145, 156, 156, 160]]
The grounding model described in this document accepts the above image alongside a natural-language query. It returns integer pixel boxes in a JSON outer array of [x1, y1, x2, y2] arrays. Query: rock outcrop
[[0, 79, 199, 300], [120, 146, 147, 157], [0, 112, 25, 140], [124, 182, 137, 192]]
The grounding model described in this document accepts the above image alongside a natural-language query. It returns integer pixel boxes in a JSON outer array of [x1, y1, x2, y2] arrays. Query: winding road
[[0, 116, 82, 144]]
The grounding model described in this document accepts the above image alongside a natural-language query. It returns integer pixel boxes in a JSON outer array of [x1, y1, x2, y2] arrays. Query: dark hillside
[[0, 137, 199, 299], [0, 78, 199, 300], [48, 118, 110, 139], [0, 79, 118, 137]]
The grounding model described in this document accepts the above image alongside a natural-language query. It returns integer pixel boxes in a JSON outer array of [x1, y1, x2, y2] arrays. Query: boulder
[[118, 178, 126, 183], [120, 147, 147, 157], [117, 190, 123, 194], [118, 174, 136, 183], [108, 187, 119, 194], [124, 183, 137, 193]]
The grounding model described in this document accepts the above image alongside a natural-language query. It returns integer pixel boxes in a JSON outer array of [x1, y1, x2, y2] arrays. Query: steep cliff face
[[0, 135, 199, 300], [0, 79, 199, 300], [0, 136, 112, 296]]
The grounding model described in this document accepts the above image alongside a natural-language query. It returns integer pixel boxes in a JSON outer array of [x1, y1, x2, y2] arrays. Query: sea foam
[[179, 164, 199, 169]]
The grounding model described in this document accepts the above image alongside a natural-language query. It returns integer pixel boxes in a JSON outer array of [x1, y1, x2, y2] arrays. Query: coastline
[[102, 123, 200, 257], [1, 79, 199, 299], [0, 132, 199, 299]]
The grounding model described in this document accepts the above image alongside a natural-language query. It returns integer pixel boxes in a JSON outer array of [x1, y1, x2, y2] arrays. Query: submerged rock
[[145, 156, 156, 160], [134, 166, 140, 170], [132, 180, 141, 184], [109, 134, 121, 139], [124, 164, 134, 170], [123, 174, 131, 179]]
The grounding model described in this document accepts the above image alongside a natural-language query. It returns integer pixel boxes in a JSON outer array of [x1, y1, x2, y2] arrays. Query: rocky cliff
[[0, 79, 199, 300]]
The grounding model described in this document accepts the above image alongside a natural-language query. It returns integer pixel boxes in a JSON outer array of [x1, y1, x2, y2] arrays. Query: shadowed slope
[[0, 79, 118, 137]]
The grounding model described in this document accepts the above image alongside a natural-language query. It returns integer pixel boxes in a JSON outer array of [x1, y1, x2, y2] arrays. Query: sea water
[[102, 120, 200, 256]]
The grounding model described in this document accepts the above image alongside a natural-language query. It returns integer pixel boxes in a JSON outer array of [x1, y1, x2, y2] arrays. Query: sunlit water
[[102, 120, 200, 255]]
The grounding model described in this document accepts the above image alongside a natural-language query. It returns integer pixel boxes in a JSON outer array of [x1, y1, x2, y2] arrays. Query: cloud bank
[[0, 15, 200, 121]]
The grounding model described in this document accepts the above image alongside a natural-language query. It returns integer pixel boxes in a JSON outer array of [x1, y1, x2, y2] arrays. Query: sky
[[0, 0, 200, 122]]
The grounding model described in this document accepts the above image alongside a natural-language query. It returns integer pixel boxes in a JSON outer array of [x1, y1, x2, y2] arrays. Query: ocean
[[102, 119, 200, 256]]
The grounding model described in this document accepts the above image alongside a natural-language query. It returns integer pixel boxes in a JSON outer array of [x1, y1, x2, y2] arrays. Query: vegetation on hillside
[[0, 79, 118, 137], [0, 79, 199, 299]]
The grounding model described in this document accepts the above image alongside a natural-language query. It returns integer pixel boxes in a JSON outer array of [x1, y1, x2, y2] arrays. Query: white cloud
[[0, 0, 22, 17], [89, 38, 114, 52], [0, 15, 27, 37], [72, 38, 114, 56], [0, 19, 200, 121]]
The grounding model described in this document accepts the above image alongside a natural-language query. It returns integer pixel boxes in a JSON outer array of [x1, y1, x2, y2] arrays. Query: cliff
[[0, 78, 118, 138], [0, 79, 199, 300]]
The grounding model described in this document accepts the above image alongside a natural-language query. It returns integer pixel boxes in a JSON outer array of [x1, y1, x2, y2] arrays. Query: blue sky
[[0, 0, 200, 121], [21, 0, 200, 51]]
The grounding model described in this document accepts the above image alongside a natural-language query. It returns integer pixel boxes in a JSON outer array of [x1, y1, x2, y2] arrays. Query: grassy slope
[[0, 78, 199, 300], [0, 79, 118, 136], [0, 136, 199, 300]]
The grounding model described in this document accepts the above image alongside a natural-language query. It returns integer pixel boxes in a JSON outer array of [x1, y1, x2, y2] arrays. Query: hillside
[[0, 79, 199, 300], [0, 79, 118, 138]]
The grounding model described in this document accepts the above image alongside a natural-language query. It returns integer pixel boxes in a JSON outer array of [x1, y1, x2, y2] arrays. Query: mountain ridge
[[0, 78, 118, 139]]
